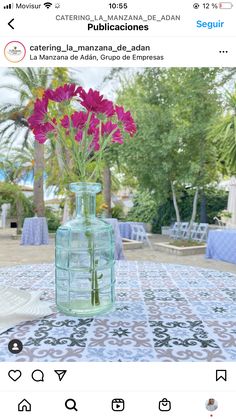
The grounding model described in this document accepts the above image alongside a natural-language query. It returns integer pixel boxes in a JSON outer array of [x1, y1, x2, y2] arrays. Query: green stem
[[87, 127, 118, 182], [83, 192, 100, 306], [90, 243, 100, 306], [56, 127, 74, 180]]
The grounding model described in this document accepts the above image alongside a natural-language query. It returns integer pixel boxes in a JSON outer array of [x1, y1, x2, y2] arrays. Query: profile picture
[[4, 41, 26, 63], [205, 398, 218, 411]]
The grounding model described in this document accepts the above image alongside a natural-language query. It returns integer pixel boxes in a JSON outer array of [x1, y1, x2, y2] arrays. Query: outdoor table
[[206, 229, 236, 264], [104, 218, 125, 260], [0, 261, 236, 362], [118, 221, 144, 239], [21, 217, 49, 246]]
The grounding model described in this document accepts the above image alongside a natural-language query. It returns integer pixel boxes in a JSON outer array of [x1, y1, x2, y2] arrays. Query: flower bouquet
[[28, 83, 136, 316]]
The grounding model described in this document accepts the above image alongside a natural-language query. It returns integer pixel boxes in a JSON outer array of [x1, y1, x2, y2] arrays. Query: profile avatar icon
[[4, 41, 26, 63], [206, 398, 218, 411], [8, 339, 23, 354], [12, 343, 19, 351]]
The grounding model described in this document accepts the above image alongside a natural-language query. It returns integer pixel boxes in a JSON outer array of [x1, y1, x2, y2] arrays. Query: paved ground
[[1, 230, 236, 274]]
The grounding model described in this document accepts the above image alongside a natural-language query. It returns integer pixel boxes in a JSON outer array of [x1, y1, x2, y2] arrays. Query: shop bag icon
[[159, 398, 171, 411]]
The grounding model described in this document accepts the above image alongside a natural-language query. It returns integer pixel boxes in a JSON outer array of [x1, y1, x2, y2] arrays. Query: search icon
[[65, 399, 78, 412]]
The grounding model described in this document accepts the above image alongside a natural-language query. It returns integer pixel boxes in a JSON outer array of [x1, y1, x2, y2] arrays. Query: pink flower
[[44, 84, 83, 103], [28, 98, 48, 128], [102, 121, 118, 136], [61, 112, 89, 131], [79, 88, 115, 116], [33, 128, 48, 144], [71, 111, 88, 129], [115, 105, 137, 136], [87, 113, 100, 135], [31, 116, 56, 144], [28, 83, 136, 152], [44, 121, 56, 132], [91, 136, 100, 151], [75, 130, 83, 142], [33, 122, 54, 144], [93, 128, 99, 142], [61, 115, 70, 129], [99, 99, 115, 117], [87, 128, 100, 151], [112, 129, 123, 144], [93, 141, 100, 151]]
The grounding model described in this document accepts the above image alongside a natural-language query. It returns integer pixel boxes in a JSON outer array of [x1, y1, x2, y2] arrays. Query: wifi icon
[[44, 2, 52, 8]]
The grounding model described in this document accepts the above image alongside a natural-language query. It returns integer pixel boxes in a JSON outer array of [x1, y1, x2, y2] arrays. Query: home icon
[[18, 399, 31, 412]]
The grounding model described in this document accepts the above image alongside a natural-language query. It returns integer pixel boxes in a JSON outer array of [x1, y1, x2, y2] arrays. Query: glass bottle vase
[[55, 182, 115, 316]]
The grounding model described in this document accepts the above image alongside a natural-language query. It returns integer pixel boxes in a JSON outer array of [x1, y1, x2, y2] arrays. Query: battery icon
[[219, 2, 233, 8]]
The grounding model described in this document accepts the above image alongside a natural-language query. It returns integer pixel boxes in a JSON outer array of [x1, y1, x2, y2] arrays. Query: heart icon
[[8, 370, 22, 381]]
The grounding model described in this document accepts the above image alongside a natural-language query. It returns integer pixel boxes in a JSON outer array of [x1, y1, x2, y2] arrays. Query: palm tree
[[0, 67, 73, 216], [210, 88, 236, 174], [0, 155, 24, 184], [0, 143, 35, 183], [0, 68, 50, 215]]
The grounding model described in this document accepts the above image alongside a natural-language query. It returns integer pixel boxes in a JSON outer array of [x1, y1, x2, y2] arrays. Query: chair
[[189, 222, 199, 240], [130, 223, 152, 248], [169, 222, 182, 239], [213, 216, 225, 227], [194, 223, 208, 242], [170, 222, 190, 239], [179, 222, 189, 239]]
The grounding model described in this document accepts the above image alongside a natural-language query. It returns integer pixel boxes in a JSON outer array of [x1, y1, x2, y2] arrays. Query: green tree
[[0, 182, 33, 234], [116, 68, 221, 224], [209, 87, 236, 174], [127, 190, 156, 223]]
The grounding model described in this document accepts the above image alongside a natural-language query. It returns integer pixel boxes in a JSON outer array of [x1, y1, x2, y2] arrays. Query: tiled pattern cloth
[[206, 230, 236, 264], [0, 261, 236, 361], [21, 217, 49, 246]]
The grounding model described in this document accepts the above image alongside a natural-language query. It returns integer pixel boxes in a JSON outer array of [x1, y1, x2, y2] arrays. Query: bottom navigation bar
[[0, 391, 234, 418]]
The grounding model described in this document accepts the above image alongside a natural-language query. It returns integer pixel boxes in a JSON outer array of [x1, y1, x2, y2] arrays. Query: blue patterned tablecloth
[[0, 261, 236, 362], [21, 217, 49, 246], [206, 230, 236, 264], [118, 222, 144, 239]]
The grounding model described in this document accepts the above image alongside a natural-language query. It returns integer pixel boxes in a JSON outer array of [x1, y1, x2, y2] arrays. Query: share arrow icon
[[54, 370, 67, 381]]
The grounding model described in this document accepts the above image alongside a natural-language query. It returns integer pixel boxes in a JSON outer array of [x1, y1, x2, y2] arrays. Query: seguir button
[[196, 20, 224, 29]]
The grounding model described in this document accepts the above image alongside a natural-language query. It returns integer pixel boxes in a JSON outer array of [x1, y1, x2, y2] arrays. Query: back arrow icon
[[8, 18, 14, 29]]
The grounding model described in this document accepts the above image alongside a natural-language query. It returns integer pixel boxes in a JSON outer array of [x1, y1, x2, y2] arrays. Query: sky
[[0, 67, 113, 105]]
